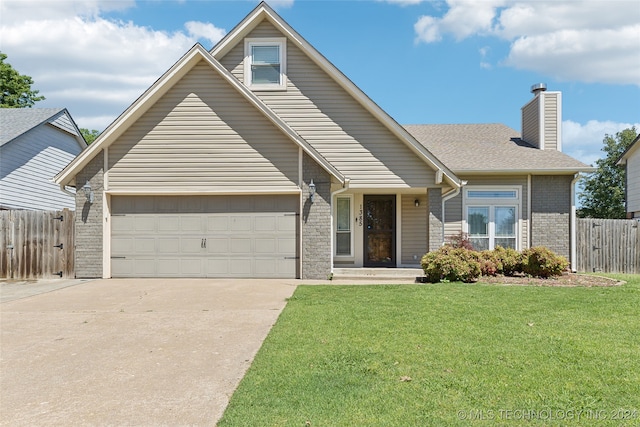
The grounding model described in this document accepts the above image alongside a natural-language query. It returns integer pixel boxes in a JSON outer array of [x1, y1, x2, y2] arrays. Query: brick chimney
[[521, 83, 562, 151]]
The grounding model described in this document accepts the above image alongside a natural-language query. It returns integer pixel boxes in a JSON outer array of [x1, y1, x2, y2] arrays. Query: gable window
[[464, 187, 520, 251], [335, 196, 352, 256], [244, 38, 286, 90]]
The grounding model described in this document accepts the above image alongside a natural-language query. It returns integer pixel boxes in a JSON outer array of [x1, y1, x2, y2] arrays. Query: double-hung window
[[335, 196, 352, 256], [464, 188, 520, 250], [244, 38, 286, 90]]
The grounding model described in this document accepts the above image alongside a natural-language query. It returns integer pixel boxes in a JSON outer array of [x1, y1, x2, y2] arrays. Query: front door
[[363, 195, 396, 267]]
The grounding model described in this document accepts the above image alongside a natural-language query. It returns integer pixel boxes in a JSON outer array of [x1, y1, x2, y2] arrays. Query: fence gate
[[0, 209, 75, 279], [576, 218, 640, 274]]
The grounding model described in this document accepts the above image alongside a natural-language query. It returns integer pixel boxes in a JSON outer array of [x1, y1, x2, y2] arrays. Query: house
[[54, 2, 592, 279], [617, 134, 640, 218], [1, 108, 86, 210]]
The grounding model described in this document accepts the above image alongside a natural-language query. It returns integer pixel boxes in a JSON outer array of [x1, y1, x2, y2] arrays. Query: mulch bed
[[479, 273, 623, 287]]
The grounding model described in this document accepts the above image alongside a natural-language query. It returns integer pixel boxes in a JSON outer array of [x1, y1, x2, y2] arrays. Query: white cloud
[[0, 1, 226, 131], [414, 1, 640, 86], [382, 0, 426, 5], [563, 120, 640, 167]]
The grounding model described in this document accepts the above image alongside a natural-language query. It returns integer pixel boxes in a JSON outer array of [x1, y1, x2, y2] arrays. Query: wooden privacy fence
[[0, 209, 75, 279], [576, 218, 640, 274]]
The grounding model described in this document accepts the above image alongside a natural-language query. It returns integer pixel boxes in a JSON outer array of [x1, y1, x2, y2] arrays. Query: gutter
[[60, 184, 76, 198], [329, 178, 351, 274]]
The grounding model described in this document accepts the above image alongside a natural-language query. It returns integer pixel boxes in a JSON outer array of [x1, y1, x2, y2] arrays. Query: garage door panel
[[278, 237, 296, 253], [207, 216, 229, 231], [207, 238, 229, 253], [112, 237, 134, 254], [255, 216, 276, 232], [230, 217, 251, 231], [230, 238, 251, 253], [111, 195, 299, 278], [135, 238, 156, 254], [157, 258, 180, 276], [255, 238, 276, 253]]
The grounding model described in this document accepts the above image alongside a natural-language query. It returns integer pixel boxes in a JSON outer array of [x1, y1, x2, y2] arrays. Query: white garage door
[[111, 195, 299, 278]]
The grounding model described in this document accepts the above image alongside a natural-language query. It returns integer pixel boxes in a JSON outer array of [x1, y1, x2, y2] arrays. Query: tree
[[80, 128, 100, 145], [578, 127, 638, 218], [0, 52, 45, 108]]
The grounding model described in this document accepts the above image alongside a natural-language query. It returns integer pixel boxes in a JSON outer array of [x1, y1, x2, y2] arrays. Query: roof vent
[[531, 83, 547, 94]]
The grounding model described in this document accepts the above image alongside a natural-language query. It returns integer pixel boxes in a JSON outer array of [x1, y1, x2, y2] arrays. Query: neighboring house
[[617, 134, 640, 218], [1, 108, 87, 210], [54, 2, 592, 279]]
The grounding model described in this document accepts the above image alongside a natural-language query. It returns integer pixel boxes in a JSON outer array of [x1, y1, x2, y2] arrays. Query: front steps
[[332, 267, 424, 281]]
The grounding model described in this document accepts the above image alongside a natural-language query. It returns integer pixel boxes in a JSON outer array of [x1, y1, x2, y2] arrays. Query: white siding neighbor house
[[55, 2, 593, 279], [618, 134, 640, 218], [1, 108, 86, 210]]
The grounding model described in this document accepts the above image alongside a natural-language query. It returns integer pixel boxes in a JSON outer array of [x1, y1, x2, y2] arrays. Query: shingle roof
[[0, 108, 65, 147], [404, 123, 592, 173]]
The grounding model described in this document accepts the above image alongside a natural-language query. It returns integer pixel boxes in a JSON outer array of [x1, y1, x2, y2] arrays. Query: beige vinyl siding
[[628, 148, 640, 215], [444, 175, 529, 249], [401, 194, 427, 264], [543, 93, 558, 151], [522, 96, 540, 149], [108, 61, 299, 191], [219, 20, 436, 189]]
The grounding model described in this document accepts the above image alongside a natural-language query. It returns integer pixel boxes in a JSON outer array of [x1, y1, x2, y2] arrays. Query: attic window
[[244, 38, 286, 90]]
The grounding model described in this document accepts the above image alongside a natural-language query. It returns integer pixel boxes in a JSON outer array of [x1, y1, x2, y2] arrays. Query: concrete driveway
[[0, 278, 298, 426]]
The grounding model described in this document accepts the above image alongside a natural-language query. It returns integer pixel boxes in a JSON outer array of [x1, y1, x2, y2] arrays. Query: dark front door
[[364, 195, 396, 267]]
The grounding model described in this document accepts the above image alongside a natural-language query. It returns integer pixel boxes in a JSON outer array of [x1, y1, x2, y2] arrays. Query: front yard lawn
[[218, 274, 640, 426]]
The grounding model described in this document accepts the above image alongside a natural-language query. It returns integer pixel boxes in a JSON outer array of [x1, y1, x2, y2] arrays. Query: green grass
[[218, 275, 640, 426]]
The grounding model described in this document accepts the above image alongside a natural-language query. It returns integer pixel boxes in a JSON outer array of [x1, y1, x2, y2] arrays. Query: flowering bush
[[420, 245, 567, 282], [522, 246, 569, 278], [421, 246, 481, 283], [493, 246, 525, 276]]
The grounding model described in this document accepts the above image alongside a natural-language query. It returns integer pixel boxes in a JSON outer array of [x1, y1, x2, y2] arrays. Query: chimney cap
[[531, 83, 547, 94]]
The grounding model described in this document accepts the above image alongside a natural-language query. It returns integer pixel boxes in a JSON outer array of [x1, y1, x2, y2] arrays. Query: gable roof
[[405, 123, 594, 174], [1, 108, 85, 148], [211, 1, 461, 189], [55, 43, 345, 188], [617, 133, 640, 165]]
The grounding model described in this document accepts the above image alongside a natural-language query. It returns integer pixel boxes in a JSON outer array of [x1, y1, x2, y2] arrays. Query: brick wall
[[74, 151, 103, 278], [428, 188, 443, 252], [531, 175, 572, 259], [302, 153, 332, 279]]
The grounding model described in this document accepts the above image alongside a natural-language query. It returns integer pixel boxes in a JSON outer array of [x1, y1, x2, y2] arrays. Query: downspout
[[330, 178, 350, 274], [570, 173, 581, 272], [441, 180, 466, 246]]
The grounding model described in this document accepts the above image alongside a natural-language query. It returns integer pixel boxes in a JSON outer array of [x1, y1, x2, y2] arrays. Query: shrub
[[445, 232, 474, 250], [478, 250, 502, 276], [421, 246, 481, 283], [521, 246, 569, 278], [493, 246, 525, 276]]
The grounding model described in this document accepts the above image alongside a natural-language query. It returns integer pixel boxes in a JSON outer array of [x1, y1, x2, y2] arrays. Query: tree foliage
[[0, 52, 45, 108], [578, 127, 638, 218], [80, 128, 100, 145]]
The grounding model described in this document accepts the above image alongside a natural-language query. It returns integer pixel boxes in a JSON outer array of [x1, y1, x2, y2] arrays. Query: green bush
[[421, 246, 481, 283], [492, 246, 525, 276], [478, 250, 502, 276], [522, 246, 569, 278]]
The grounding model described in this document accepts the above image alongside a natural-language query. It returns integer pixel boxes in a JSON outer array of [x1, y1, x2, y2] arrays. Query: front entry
[[363, 195, 396, 267]]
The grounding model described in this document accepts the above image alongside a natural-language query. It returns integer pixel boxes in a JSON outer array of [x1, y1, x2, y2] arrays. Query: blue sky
[[1, 0, 639, 167]]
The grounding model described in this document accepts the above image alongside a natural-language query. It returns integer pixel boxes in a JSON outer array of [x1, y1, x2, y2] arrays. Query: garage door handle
[[201, 238, 206, 248]]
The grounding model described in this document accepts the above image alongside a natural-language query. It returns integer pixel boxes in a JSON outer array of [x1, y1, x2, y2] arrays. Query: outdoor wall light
[[415, 199, 420, 207], [309, 179, 316, 202], [82, 181, 94, 204]]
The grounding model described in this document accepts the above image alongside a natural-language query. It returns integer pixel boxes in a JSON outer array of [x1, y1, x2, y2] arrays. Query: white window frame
[[244, 38, 287, 91], [463, 186, 522, 251], [334, 195, 354, 258]]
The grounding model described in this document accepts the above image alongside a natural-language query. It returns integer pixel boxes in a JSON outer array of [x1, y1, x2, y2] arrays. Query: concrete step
[[332, 268, 423, 280]]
